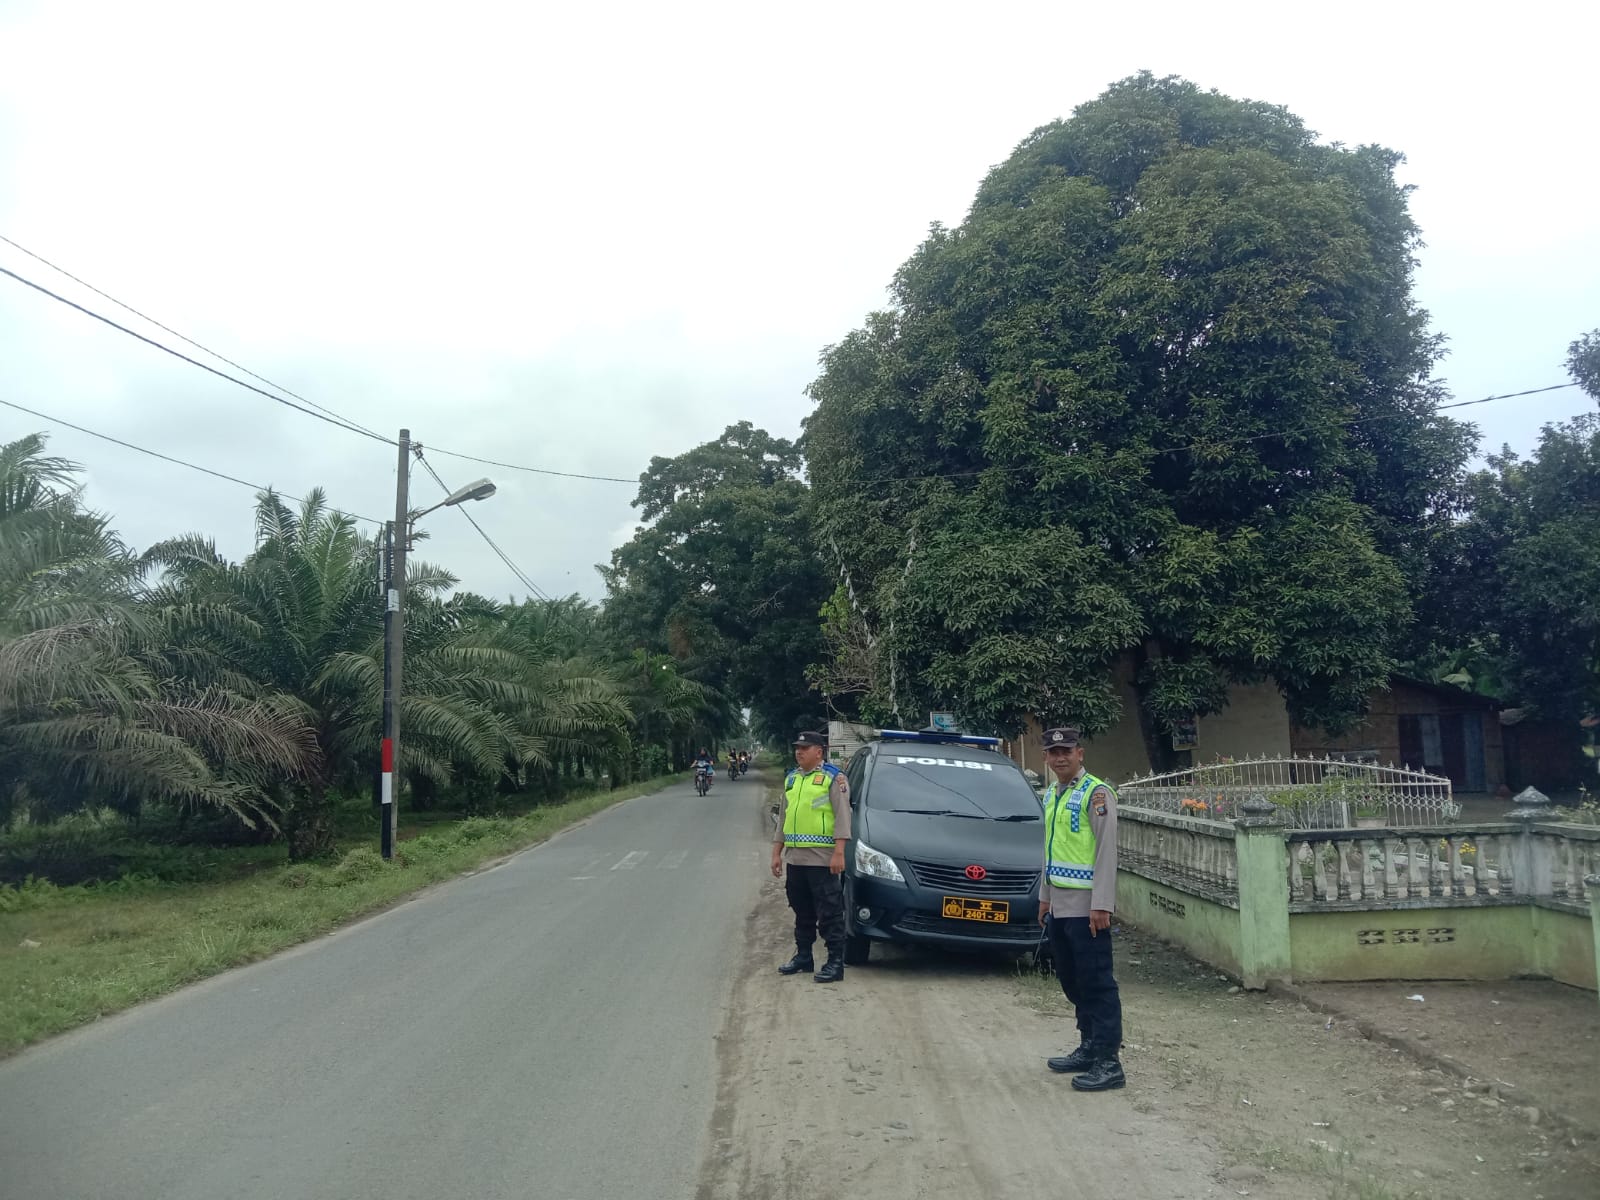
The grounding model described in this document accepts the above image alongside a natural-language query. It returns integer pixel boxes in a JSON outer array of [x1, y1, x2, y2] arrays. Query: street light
[[378, 436, 497, 859], [413, 477, 497, 521]]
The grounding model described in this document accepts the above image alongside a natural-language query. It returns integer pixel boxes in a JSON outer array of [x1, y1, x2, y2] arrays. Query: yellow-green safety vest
[[783, 764, 841, 848], [1043, 772, 1113, 888]]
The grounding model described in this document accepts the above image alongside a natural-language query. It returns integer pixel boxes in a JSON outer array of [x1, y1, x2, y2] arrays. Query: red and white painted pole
[[379, 430, 410, 859], [379, 735, 395, 857]]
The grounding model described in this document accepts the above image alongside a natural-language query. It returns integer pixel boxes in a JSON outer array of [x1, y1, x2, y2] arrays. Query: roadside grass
[[0, 775, 680, 1055], [1012, 951, 1065, 1014]]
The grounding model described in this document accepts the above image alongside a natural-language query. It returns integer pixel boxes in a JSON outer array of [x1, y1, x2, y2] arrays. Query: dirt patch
[[699, 898, 1600, 1199], [1284, 978, 1600, 1133]]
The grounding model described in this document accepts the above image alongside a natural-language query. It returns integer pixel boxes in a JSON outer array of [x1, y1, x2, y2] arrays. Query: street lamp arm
[[409, 478, 498, 525]]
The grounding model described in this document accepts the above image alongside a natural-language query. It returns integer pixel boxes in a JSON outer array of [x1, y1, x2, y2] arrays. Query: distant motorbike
[[738, 757, 749, 776], [727, 760, 738, 782], [695, 767, 712, 796]]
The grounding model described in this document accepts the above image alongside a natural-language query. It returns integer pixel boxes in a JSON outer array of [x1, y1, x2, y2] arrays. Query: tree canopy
[[805, 73, 1474, 758], [601, 421, 829, 742]]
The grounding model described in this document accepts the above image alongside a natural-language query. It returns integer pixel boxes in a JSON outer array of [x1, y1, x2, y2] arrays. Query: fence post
[[1506, 786, 1557, 897], [1234, 793, 1293, 989], [1589, 875, 1600, 1010]]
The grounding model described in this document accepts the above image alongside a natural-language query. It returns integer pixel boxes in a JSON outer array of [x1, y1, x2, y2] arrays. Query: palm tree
[[147, 491, 632, 856], [0, 435, 311, 830]]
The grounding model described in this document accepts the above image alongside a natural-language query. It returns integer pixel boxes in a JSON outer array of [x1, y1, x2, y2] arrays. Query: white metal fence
[[1117, 757, 1458, 829]]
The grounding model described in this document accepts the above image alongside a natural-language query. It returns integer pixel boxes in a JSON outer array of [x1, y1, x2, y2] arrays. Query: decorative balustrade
[[1283, 823, 1598, 912], [1118, 805, 1239, 906], [1116, 787, 1599, 993], [1529, 823, 1600, 913]]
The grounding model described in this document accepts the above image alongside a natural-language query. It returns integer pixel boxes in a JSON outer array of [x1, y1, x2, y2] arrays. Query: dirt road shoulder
[[699, 892, 1599, 1200]]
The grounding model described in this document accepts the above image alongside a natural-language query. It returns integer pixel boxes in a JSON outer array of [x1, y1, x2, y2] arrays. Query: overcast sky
[[2, 0, 1596, 602]]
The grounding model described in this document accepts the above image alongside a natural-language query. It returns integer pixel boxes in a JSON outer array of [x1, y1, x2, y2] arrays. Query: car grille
[[906, 860, 1039, 895], [895, 912, 1043, 942]]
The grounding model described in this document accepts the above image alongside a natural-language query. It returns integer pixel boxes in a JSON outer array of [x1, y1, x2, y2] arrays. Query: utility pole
[[381, 429, 411, 859], [376, 520, 395, 857]]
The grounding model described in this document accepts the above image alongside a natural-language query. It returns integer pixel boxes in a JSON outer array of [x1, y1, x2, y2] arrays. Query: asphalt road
[[0, 772, 770, 1200]]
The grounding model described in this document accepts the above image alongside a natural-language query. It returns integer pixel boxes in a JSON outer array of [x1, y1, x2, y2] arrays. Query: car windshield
[[869, 749, 1041, 820]]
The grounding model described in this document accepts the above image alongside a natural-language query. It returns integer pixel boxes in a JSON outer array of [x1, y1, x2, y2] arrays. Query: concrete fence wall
[[1117, 794, 1600, 1001]]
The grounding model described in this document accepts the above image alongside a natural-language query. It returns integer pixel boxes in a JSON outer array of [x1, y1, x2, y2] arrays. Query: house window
[[1399, 713, 1487, 791], [1398, 714, 1444, 774]]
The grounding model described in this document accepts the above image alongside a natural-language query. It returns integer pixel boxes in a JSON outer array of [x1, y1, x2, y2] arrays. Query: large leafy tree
[[805, 73, 1473, 764], [1569, 329, 1600, 404], [1437, 414, 1600, 722], [601, 421, 830, 743], [0, 435, 310, 829]]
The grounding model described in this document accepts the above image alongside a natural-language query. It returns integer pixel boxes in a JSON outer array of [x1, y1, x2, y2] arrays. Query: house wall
[[1290, 682, 1505, 792], [1195, 680, 1292, 761], [1004, 654, 1152, 784], [1290, 689, 1402, 763], [1007, 673, 1507, 793]]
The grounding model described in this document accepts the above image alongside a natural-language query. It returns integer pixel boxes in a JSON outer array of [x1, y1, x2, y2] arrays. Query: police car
[[840, 729, 1044, 964]]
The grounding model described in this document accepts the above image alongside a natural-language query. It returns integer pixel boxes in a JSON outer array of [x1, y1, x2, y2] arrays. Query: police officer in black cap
[[769, 730, 851, 983], [1036, 725, 1125, 1091]]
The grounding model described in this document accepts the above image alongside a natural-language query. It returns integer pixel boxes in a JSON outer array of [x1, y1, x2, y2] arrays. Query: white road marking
[[610, 850, 649, 871], [658, 849, 690, 870]]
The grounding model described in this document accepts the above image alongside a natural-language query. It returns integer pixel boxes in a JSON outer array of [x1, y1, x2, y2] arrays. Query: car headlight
[[854, 840, 905, 882]]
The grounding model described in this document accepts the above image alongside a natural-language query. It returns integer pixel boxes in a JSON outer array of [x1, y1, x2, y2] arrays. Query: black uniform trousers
[[1046, 915, 1123, 1055], [785, 864, 845, 960]]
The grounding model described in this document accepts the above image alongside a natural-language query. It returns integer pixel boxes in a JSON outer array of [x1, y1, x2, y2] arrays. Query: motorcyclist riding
[[692, 748, 714, 791]]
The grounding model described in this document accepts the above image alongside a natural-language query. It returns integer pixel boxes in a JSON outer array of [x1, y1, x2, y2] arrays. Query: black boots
[[1046, 1044, 1095, 1074], [1070, 1056, 1126, 1091], [780, 948, 844, 982], [813, 957, 845, 983]]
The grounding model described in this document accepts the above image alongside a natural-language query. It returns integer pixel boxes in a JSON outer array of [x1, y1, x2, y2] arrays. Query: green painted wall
[[1117, 874, 1242, 977], [1289, 906, 1532, 981], [1530, 905, 1598, 990]]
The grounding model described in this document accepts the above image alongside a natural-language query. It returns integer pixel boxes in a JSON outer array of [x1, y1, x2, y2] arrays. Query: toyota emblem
[[964, 864, 987, 881]]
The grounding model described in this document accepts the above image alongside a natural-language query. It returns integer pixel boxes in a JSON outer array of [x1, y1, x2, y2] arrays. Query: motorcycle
[[695, 767, 713, 796], [727, 759, 739, 782]]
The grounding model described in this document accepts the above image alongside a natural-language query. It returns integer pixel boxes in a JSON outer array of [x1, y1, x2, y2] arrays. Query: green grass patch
[[0, 774, 681, 1056]]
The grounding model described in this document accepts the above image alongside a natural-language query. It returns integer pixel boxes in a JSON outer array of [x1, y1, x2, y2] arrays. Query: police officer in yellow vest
[[1036, 726, 1125, 1091], [769, 730, 851, 983]]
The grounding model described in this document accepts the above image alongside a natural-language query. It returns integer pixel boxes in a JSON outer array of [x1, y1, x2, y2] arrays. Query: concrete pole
[[383, 430, 410, 859], [1234, 793, 1293, 989]]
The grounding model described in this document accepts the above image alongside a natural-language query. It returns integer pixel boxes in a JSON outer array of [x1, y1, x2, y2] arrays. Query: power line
[[0, 397, 386, 525], [0, 264, 394, 446], [847, 382, 1583, 488], [0, 234, 388, 440], [0, 240, 637, 484], [423, 443, 638, 484], [414, 450, 553, 601]]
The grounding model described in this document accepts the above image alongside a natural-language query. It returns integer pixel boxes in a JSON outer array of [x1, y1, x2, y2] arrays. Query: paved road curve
[[0, 774, 770, 1200]]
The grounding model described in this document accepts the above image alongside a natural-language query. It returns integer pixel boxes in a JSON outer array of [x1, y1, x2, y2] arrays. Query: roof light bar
[[879, 729, 1001, 747]]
